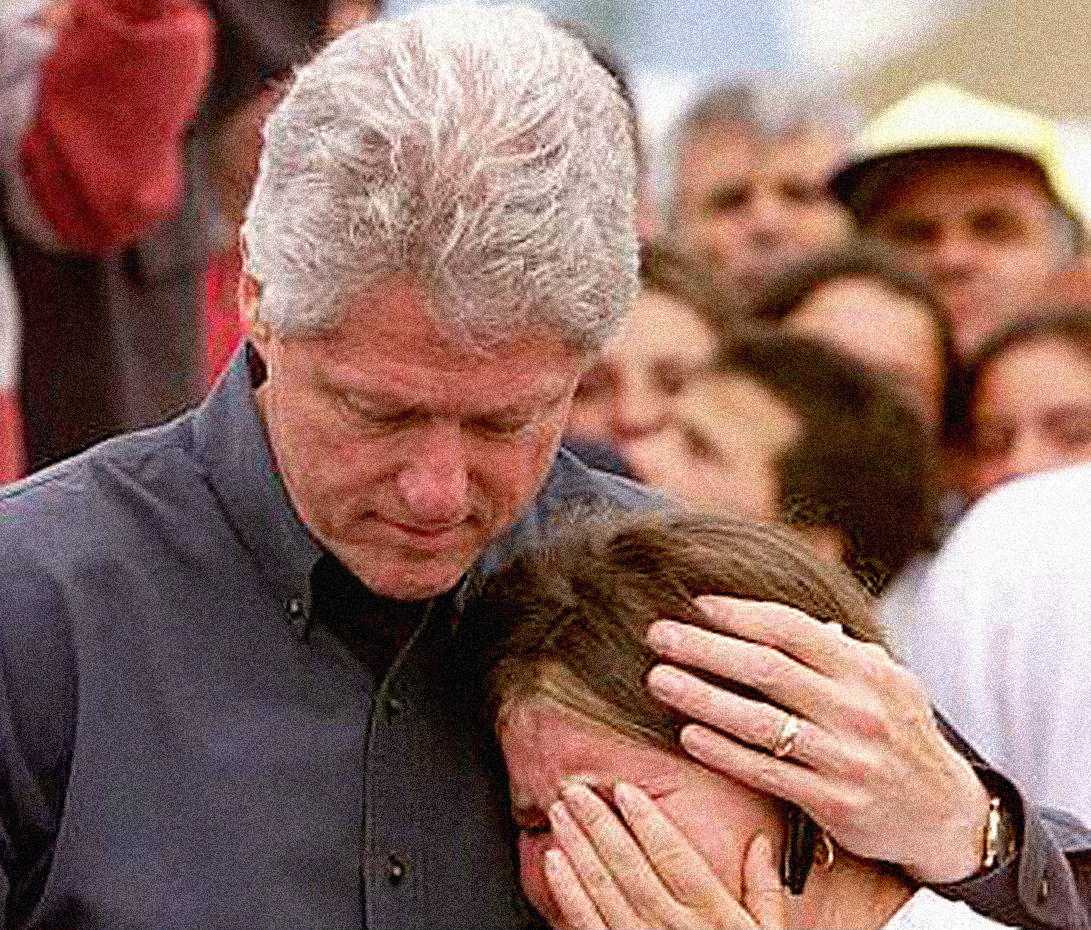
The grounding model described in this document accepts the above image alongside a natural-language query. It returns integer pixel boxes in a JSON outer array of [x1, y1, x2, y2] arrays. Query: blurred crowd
[[1, 0, 1090, 832]]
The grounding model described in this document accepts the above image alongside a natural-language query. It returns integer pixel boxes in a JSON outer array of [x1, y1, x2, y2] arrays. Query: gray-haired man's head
[[242, 2, 638, 354], [666, 81, 855, 310], [241, 5, 639, 602]]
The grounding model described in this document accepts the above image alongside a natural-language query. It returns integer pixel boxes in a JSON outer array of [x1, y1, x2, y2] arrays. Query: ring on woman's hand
[[772, 713, 802, 759]]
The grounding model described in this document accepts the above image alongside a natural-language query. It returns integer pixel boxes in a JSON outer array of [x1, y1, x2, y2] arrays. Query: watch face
[[983, 794, 1017, 871]]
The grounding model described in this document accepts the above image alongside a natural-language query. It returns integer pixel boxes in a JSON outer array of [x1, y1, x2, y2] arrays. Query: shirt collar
[[190, 342, 323, 616]]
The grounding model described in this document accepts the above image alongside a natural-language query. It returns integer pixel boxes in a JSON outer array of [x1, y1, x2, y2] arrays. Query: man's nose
[[746, 191, 789, 246], [928, 229, 980, 278], [1001, 428, 1058, 484], [395, 421, 470, 525]]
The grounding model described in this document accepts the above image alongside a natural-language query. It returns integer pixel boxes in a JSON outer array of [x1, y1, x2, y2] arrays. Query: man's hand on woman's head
[[543, 780, 786, 929], [645, 596, 992, 885]]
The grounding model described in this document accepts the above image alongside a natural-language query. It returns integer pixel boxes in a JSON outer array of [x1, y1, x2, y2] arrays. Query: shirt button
[[386, 696, 405, 720], [285, 598, 309, 640], [1039, 877, 1050, 902], [387, 854, 407, 885]]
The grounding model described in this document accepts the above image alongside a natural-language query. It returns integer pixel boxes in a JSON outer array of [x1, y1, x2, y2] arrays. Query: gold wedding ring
[[772, 713, 802, 759]]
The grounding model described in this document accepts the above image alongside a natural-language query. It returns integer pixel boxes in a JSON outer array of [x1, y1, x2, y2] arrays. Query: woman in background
[[624, 334, 938, 595], [957, 312, 1091, 501], [754, 246, 957, 436], [563, 243, 737, 475]]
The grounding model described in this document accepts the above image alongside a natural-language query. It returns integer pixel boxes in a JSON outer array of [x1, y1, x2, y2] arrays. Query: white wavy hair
[[242, 3, 639, 354]]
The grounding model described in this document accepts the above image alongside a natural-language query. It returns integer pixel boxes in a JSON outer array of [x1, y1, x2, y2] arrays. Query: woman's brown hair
[[472, 511, 882, 751]]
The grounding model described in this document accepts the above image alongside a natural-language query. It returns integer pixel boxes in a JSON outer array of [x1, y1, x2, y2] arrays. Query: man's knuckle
[[850, 700, 891, 741], [751, 754, 786, 792], [817, 792, 856, 831], [749, 649, 785, 690]]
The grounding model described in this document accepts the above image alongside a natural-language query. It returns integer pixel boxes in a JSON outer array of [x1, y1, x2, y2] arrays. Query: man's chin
[[346, 552, 469, 602]]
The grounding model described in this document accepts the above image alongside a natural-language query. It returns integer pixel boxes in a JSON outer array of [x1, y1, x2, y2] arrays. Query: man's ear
[[237, 258, 269, 350]]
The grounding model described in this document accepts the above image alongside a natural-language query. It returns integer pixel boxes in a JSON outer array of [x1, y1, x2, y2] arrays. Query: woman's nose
[[610, 376, 667, 443]]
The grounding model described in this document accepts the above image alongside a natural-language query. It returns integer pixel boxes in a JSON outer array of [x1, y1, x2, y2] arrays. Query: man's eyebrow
[[317, 372, 571, 419], [470, 387, 573, 420]]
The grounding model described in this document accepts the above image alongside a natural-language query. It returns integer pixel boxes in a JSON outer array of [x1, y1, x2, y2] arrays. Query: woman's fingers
[[741, 835, 788, 930], [548, 795, 645, 929], [555, 782, 690, 928], [544, 849, 609, 930], [611, 781, 754, 925]]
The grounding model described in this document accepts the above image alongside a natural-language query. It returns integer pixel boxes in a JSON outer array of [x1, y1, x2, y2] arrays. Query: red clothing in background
[[1, 0, 211, 484], [20, 0, 212, 254], [206, 244, 243, 387], [0, 391, 24, 484]]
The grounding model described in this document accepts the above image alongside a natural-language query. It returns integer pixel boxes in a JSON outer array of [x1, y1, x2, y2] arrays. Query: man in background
[[665, 82, 854, 310], [831, 82, 1085, 356]]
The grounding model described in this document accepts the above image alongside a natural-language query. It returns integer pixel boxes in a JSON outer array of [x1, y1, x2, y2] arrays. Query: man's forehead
[[871, 149, 1059, 218], [677, 124, 761, 185], [678, 124, 842, 188], [316, 274, 581, 362]]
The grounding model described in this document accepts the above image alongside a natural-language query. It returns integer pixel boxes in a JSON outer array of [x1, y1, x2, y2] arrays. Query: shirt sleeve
[[17, 0, 212, 254], [930, 768, 1090, 929]]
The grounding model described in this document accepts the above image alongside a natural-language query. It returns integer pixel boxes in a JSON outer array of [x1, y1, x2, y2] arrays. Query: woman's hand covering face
[[543, 780, 787, 930], [644, 595, 992, 885]]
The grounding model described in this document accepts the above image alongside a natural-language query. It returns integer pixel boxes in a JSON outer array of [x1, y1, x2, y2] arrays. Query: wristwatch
[[981, 790, 1018, 872]]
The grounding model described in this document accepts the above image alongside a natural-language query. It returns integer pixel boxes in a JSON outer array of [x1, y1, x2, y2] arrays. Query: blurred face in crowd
[[625, 372, 800, 522], [500, 700, 782, 930], [671, 124, 853, 307], [566, 289, 718, 454], [325, 0, 385, 40], [968, 335, 1091, 500], [865, 151, 1075, 356], [247, 274, 582, 600], [783, 276, 946, 432]]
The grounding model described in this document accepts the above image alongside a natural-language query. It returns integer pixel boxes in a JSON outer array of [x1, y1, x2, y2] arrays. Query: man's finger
[[655, 596, 856, 678], [678, 723, 832, 817], [645, 624, 848, 724], [544, 849, 609, 930], [646, 665, 838, 768]]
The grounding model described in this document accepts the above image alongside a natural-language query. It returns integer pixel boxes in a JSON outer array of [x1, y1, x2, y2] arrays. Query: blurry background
[[387, 0, 1091, 214]]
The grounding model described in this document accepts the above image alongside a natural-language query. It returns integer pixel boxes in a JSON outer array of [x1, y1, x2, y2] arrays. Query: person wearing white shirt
[[907, 463, 1091, 827]]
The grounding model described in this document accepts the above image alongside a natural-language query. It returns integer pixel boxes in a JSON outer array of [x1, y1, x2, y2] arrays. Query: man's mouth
[[381, 519, 468, 551]]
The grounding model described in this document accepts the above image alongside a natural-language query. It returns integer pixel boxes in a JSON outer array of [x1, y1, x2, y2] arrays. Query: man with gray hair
[[0, 7, 1087, 930], [666, 81, 855, 310]]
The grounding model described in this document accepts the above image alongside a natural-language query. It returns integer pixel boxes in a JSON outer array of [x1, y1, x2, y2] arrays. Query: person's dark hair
[[639, 241, 740, 355], [950, 309, 1091, 447], [754, 244, 961, 431], [472, 512, 881, 750], [717, 335, 939, 591]]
